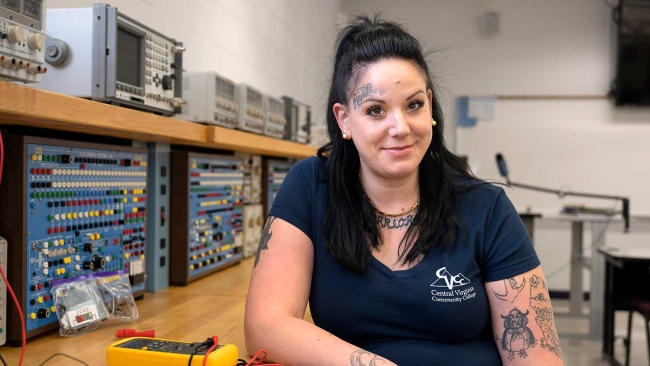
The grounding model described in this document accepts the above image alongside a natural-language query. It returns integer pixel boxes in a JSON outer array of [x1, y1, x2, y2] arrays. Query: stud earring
[[432, 118, 437, 127], [342, 131, 349, 139]]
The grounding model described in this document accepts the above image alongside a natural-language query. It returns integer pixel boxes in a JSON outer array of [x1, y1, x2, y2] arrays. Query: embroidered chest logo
[[430, 267, 476, 303]]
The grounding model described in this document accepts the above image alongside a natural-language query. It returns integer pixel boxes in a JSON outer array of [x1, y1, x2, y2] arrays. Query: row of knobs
[[5, 25, 45, 50], [247, 106, 265, 119], [268, 115, 287, 125]]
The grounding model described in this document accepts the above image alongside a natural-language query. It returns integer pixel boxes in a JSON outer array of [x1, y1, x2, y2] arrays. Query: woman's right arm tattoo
[[254, 216, 277, 268], [350, 349, 390, 365]]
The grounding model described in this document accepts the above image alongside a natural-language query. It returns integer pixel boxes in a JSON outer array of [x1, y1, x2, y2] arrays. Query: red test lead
[[115, 328, 155, 338]]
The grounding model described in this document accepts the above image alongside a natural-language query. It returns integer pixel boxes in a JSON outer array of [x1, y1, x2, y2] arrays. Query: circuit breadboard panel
[[170, 152, 244, 285], [1, 138, 148, 339], [242, 204, 263, 258], [264, 159, 292, 214]]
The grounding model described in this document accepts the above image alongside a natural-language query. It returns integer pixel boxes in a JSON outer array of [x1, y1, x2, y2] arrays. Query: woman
[[245, 16, 563, 366]]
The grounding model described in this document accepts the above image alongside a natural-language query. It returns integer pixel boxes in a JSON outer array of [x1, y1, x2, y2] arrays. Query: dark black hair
[[317, 15, 482, 274]]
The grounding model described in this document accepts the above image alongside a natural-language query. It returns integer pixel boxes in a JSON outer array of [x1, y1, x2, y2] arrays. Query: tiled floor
[[555, 299, 648, 366]]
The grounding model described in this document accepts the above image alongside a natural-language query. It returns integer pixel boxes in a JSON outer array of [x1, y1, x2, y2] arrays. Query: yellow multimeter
[[106, 337, 239, 366]]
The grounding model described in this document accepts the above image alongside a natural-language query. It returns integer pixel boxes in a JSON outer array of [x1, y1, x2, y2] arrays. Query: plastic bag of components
[[50, 276, 110, 337], [92, 271, 139, 321], [50, 271, 138, 337]]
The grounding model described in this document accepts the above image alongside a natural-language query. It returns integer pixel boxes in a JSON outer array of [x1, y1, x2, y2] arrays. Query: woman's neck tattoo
[[376, 213, 414, 230]]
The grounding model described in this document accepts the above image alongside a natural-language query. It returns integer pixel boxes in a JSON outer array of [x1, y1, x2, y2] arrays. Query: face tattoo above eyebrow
[[352, 83, 386, 110]]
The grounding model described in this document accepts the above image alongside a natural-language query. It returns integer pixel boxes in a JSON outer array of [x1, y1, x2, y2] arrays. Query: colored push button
[[31, 154, 38, 161], [189, 265, 195, 270], [29, 313, 37, 320], [51, 306, 56, 313], [73, 213, 78, 219], [109, 209, 114, 215], [124, 253, 130, 259], [122, 189, 127, 195], [132, 208, 138, 213], [191, 255, 198, 260], [37, 296, 43, 304], [94, 210, 99, 217], [122, 198, 128, 203], [140, 255, 145, 260], [89, 211, 95, 217], [66, 213, 72, 219]]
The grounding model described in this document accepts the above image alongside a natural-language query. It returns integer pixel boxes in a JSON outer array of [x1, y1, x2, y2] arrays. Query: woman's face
[[334, 58, 433, 181]]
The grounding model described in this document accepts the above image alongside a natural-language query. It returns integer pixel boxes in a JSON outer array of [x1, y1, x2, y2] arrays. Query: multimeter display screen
[[114, 339, 218, 355], [117, 339, 156, 349], [117, 27, 142, 88]]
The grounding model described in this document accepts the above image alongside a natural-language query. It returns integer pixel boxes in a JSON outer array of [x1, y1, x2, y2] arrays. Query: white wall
[[343, 0, 650, 291], [47, 0, 342, 147]]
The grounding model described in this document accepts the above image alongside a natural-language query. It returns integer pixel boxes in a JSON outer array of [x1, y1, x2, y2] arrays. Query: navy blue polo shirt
[[269, 157, 540, 366]]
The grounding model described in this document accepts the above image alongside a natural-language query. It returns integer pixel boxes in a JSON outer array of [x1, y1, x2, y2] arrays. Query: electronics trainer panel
[[179, 71, 239, 128], [36, 4, 185, 116], [0, 0, 47, 83], [263, 95, 287, 139], [264, 159, 292, 214], [236, 83, 265, 134], [0, 136, 148, 341], [170, 152, 244, 285]]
